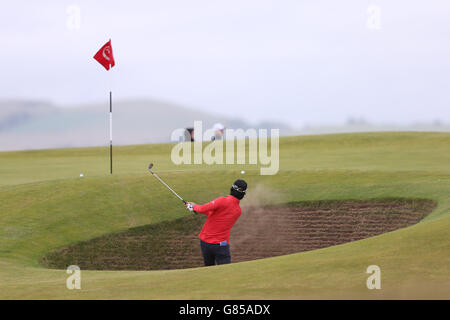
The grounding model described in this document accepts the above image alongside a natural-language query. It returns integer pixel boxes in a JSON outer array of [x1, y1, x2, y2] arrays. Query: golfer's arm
[[193, 200, 217, 215]]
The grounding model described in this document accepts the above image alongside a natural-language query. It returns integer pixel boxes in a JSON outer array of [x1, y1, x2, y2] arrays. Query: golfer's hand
[[186, 202, 196, 212]]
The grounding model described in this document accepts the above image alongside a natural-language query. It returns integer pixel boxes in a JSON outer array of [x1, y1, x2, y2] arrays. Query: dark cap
[[232, 179, 247, 193]]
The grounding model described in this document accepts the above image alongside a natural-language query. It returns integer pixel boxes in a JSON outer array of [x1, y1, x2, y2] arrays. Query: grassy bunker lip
[[40, 198, 436, 271]]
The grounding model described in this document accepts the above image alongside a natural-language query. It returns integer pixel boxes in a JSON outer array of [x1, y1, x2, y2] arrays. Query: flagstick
[[109, 90, 113, 174], [109, 53, 113, 175], [94, 39, 115, 175]]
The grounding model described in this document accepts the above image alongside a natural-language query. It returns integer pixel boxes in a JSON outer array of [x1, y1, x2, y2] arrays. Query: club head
[[148, 163, 154, 171]]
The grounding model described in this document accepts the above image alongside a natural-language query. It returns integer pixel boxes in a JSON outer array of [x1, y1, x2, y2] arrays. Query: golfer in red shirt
[[186, 179, 247, 266]]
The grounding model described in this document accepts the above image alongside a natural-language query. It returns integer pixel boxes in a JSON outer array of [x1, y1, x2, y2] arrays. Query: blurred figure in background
[[185, 127, 195, 142], [212, 123, 225, 141]]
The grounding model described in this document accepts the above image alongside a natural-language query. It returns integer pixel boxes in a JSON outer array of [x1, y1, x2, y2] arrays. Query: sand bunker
[[40, 198, 435, 270]]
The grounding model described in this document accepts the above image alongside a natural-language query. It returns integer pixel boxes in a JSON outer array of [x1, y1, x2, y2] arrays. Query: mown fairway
[[0, 132, 449, 299]]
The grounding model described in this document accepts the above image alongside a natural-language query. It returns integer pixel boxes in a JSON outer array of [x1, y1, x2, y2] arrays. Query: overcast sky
[[1, 0, 449, 127]]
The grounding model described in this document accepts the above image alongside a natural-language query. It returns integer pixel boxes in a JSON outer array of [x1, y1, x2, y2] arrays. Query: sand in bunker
[[231, 201, 427, 262]]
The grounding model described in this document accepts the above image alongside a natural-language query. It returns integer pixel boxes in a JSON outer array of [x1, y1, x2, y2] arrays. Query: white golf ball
[[80, 173, 84, 177], [241, 170, 245, 174]]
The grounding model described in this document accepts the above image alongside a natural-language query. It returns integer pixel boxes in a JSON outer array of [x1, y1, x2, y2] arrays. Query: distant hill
[[1, 100, 448, 151], [0, 99, 295, 151], [0, 100, 57, 131]]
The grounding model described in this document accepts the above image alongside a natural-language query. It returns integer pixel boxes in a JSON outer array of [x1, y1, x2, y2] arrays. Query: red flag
[[93, 40, 115, 70]]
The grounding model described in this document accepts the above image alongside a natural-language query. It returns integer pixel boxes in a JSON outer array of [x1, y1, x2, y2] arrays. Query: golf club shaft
[[149, 170, 186, 204]]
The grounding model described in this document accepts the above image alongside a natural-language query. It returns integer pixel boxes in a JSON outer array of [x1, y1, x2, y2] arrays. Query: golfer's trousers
[[200, 240, 231, 266]]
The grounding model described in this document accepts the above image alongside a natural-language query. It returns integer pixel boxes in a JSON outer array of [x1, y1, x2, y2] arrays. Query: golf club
[[147, 163, 198, 214]]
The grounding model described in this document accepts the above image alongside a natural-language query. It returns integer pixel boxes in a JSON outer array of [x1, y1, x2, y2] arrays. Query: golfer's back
[[194, 195, 242, 244]]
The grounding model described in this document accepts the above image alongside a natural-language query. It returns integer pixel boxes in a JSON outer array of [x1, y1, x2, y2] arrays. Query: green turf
[[0, 132, 449, 299]]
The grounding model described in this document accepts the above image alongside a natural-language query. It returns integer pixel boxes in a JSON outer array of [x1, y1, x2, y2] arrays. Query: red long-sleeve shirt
[[194, 195, 242, 244]]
